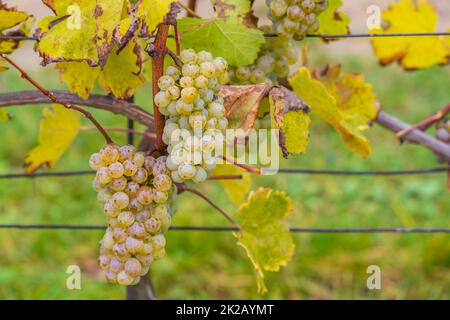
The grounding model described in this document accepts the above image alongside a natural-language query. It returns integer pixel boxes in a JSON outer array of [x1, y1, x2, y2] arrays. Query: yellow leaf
[[0, 3, 29, 31], [371, 0, 449, 70], [98, 41, 144, 99], [24, 105, 81, 173], [38, 0, 127, 66], [235, 188, 294, 294], [135, 0, 172, 34], [0, 109, 9, 121], [213, 164, 252, 205], [289, 67, 377, 157], [57, 61, 101, 100], [269, 86, 311, 158], [317, 0, 350, 39]]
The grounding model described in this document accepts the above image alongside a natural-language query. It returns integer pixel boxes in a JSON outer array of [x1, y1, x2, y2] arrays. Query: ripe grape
[[91, 144, 177, 286]]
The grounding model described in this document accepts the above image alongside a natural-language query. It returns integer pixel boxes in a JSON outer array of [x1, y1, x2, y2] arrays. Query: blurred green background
[[0, 0, 450, 298]]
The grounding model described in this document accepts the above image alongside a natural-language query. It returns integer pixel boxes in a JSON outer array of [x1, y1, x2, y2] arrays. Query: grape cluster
[[435, 119, 450, 163], [154, 49, 230, 183], [89, 144, 177, 285], [229, 30, 298, 85], [267, 0, 329, 40]]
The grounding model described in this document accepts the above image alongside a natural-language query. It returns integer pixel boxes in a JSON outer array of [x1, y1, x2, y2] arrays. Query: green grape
[[117, 271, 134, 286], [157, 75, 175, 90], [124, 258, 142, 277], [181, 87, 198, 104], [153, 174, 172, 192], [123, 160, 138, 177], [89, 152, 104, 170], [136, 186, 153, 205], [179, 49, 198, 64], [125, 236, 144, 254], [117, 211, 135, 228], [132, 168, 149, 184], [128, 222, 147, 239], [144, 217, 161, 235], [182, 63, 200, 77], [198, 50, 213, 62]]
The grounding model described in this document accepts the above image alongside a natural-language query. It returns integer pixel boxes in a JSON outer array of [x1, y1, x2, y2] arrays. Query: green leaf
[[212, 0, 257, 27], [317, 0, 350, 39], [178, 17, 265, 67], [269, 86, 311, 158], [234, 188, 294, 293], [24, 105, 81, 173]]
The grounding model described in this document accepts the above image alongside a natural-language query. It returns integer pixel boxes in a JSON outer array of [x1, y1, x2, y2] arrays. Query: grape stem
[[221, 156, 262, 174], [80, 126, 157, 140], [396, 103, 450, 140], [208, 175, 243, 180], [0, 54, 114, 145], [179, 184, 241, 228], [177, 1, 202, 19]]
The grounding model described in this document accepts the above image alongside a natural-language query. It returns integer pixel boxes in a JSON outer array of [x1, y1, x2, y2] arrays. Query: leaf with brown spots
[[221, 83, 271, 134], [269, 86, 311, 158]]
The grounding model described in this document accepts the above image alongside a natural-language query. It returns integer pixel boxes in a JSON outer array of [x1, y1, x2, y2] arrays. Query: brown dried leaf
[[221, 83, 271, 133]]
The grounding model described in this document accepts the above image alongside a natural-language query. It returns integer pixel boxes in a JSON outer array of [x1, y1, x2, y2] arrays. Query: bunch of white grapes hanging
[[89, 144, 178, 285], [267, 0, 329, 40], [435, 119, 450, 163], [154, 49, 230, 184], [229, 29, 298, 85]]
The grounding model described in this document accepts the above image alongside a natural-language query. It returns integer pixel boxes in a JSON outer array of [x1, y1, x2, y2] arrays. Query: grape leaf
[[212, 0, 257, 27], [98, 41, 144, 99], [317, 0, 350, 40], [38, 0, 128, 66], [213, 164, 252, 205], [269, 86, 311, 158], [57, 61, 100, 100], [0, 109, 9, 121], [235, 188, 294, 293], [0, 2, 29, 30], [57, 40, 143, 100], [371, 0, 449, 70], [178, 17, 265, 67], [134, 0, 172, 34], [0, 3, 34, 54], [221, 83, 271, 133], [24, 105, 81, 173], [289, 67, 377, 157]]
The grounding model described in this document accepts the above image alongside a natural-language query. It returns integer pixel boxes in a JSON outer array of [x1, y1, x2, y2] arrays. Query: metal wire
[[0, 224, 448, 233], [0, 167, 448, 180], [2, 32, 450, 42]]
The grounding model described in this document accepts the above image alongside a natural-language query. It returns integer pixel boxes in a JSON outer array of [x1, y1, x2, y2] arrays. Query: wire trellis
[[0, 224, 448, 233]]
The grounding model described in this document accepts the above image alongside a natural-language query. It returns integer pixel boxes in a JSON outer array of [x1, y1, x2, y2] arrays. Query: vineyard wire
[[2, 32, 450, 42], [0, 224, 448, 233], [0, 167, 449, 179]]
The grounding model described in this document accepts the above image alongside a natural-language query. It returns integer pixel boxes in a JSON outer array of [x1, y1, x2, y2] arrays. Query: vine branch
[[396, 103, 450, 139], [0, 55, 113, 144], [375, 111, 450, 161], [178, 184, 240, 228], [0, 91, 153, 126]]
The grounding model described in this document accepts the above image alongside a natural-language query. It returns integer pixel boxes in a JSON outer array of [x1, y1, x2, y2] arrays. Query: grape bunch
[[154, 49, 230, 183], [89, 144, 177, 285], [229, 30, 298, 85], [267, 0, 329, 40]]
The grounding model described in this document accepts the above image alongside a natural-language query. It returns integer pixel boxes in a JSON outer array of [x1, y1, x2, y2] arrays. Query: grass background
[[0, 3, 450, 299]]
